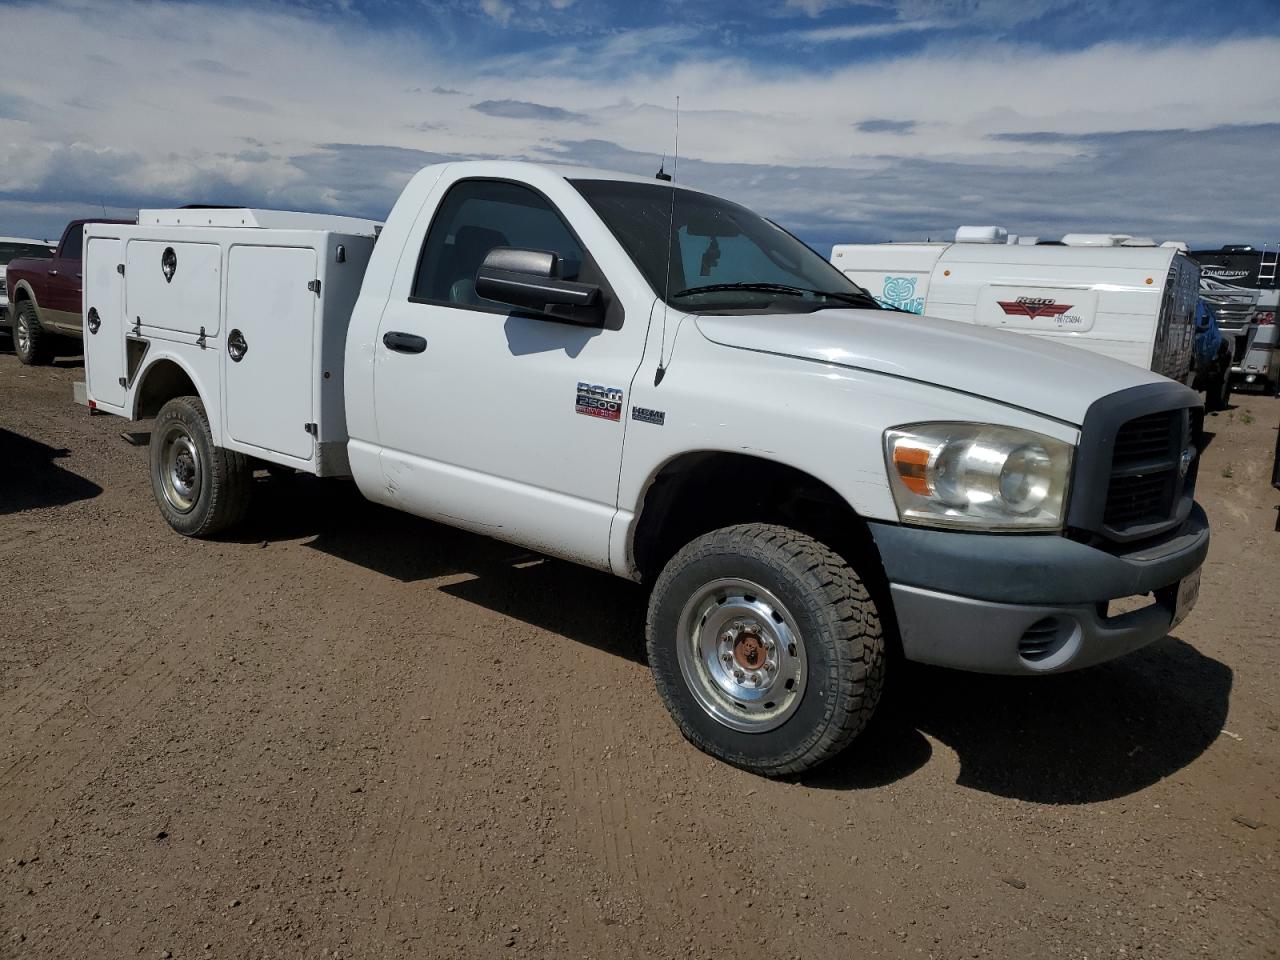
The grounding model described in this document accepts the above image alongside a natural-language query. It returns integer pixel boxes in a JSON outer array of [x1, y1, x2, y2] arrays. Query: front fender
[[9, 279, 40, 317]]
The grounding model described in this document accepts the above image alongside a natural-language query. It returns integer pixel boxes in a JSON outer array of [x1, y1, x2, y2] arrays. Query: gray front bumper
[[870, 504, 1209, 675]]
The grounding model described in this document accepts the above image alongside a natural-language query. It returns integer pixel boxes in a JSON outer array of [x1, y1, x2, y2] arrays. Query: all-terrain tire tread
[[14, 301, 54, 366], [646, 522, 885, 777]]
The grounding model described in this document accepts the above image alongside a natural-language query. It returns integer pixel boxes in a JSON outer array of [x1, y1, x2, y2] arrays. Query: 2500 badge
[[575, 382, 624, 421]]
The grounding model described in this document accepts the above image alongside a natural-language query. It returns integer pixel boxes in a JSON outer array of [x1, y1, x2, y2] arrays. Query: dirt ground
[[1, 346, 1277, 960]]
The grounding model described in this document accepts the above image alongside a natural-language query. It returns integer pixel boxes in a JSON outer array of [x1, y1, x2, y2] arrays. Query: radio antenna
[[655, 95, 679, 387]]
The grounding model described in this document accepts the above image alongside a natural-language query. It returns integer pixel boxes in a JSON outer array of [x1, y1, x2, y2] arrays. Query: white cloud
[[795, 19, 942, 40], [784, 0, 870, 15], [0, 0, 1276, 246], [480, 0, 514, 26]]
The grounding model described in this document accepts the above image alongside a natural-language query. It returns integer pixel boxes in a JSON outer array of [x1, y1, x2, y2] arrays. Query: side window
[[61, 225, 83, 262], [412, 180, 585, 308]]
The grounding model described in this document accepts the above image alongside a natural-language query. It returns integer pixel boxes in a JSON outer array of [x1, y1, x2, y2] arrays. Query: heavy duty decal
[[631, 406, 666, 426], [997, 297, 1073, 320], [576, 382, 624, 421]]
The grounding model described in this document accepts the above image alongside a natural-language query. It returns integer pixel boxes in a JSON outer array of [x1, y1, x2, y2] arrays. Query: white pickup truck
[[82, 161, 1209, 776]]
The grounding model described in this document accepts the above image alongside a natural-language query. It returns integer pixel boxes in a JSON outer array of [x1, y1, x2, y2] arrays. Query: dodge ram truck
[[0, 236, 56, 336], [6, 218, 130, 364], [81, 161, 1210, 776]]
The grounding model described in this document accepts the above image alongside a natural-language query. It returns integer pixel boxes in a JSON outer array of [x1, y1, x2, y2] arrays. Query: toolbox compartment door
[[224, 244, 317, 461], [84, 236, 126, 408], [125, 240, 222, 336]]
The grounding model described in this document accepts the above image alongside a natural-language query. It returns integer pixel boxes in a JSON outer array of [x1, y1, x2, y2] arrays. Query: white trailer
[[831, 231, 1200, 382]]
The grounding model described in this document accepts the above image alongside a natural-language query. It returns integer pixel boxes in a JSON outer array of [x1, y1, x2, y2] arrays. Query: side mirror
[[475, 247, 603, 325]]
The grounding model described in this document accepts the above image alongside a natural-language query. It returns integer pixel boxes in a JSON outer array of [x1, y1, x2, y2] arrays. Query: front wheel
[[150, 396, 252, 537], [646, 523, 885, 777]]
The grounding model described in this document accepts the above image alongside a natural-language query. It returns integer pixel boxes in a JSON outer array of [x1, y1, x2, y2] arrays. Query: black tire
[[150, 395, 251, 537], [1205, 361, 1232, 412], [646, 523, 885, 777], [12, 301, 54, 365]]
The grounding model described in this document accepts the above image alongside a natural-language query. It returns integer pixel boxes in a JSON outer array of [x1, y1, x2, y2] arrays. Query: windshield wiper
[[671, 282, 815, 299], [807, 289, 905, 311], [671, 281, 902, 312]]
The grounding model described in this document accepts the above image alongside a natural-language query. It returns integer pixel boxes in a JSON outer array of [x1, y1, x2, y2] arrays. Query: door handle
[[48, 268, 58, 276], [383, 331, 427, 354]]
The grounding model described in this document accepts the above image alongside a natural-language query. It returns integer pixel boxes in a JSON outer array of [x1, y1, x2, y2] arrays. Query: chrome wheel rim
[[676, 578, 806, 733], [15, 314, 29, 355], [158, 424, 201, 513]]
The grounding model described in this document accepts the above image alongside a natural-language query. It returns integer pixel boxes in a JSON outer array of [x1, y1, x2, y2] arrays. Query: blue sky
[[2, 0, 1279, 251]]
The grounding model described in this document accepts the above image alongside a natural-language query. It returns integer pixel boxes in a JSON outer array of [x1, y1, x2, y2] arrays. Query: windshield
[[571, 179, 882, 314], [0, 242, 54, 263]]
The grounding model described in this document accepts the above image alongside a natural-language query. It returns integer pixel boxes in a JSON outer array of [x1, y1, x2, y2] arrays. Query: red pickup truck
[[6, 218, 131, 365]]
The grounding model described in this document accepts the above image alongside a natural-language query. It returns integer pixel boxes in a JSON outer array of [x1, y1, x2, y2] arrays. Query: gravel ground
[[1, 347, 1277, 960]]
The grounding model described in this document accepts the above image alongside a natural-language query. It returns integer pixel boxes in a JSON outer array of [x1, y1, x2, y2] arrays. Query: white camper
[[831, 229, 1200, 382]]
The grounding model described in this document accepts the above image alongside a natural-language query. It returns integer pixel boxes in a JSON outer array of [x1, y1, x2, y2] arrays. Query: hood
[[694, 308, 1173, 426]]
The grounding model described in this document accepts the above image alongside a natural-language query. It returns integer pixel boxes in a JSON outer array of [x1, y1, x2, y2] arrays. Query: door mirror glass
[[475, 247, 603, 325]]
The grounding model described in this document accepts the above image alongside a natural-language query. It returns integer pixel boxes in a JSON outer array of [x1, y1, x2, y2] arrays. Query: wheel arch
[[9, 279, 37, 309], [132, 354, 209, 424], [628, 450, 887, 588]]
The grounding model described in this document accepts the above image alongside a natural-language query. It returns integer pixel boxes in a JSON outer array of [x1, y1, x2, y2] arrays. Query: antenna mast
[[655, 95, 679, 386]]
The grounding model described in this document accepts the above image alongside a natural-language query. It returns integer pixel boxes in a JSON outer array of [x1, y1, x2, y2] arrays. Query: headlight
[[884, 423, 1073, 531]]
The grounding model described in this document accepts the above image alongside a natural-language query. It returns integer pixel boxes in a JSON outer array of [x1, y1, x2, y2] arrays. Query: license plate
[[1172, 569, 1201, 629]]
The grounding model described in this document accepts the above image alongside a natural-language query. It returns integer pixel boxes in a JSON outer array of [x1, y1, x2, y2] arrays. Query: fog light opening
[[1018, 617, 1069, 664]]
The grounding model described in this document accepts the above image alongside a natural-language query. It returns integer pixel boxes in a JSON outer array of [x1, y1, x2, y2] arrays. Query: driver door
[[372, 178, 642, 570]]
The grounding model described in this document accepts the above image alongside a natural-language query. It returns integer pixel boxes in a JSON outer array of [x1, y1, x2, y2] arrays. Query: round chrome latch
[[227, 329, 248, 362], [86, 307, 101, 334], [162, 246, 177, 283]]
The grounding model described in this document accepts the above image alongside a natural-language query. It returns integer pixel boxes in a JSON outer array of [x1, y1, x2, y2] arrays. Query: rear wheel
[[150, 396, 251, 537], [1205, 355, 1233, 412], [646, 523, 885, 777], [13, 302, 54, 365]]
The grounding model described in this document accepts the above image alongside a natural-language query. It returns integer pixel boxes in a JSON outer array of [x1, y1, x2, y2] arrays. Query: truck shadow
[[237, 473, 648, 662], [242, 473, 1231, 805], [0, 427, 103, 515], [812, 640, 1232, 803]]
